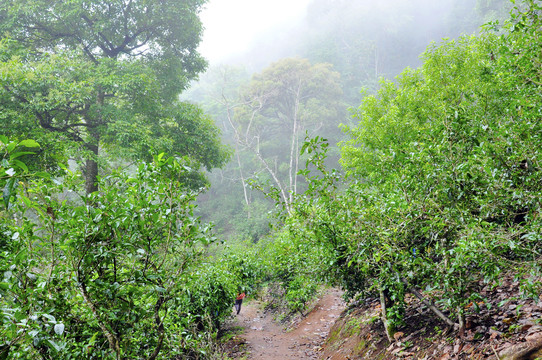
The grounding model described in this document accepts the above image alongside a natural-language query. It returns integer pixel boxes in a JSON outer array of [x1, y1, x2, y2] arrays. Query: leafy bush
[[0, 151, 232, 359], [256, 0, 542, 340]]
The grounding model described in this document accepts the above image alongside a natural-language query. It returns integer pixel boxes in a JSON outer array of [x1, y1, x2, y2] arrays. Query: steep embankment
[[322, 276, 542, 360]]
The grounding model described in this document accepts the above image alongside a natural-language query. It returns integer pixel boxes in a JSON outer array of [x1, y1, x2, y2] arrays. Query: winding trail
[[228, 289, 346, 359]]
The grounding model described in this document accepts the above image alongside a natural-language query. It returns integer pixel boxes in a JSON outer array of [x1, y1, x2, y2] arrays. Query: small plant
[[508, 324, 521, 334], [344, 316, 365, 336]]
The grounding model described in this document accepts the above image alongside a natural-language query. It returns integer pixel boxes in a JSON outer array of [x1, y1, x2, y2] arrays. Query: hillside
[[323, 276, 542, 360], [223, 281, 541, 359]]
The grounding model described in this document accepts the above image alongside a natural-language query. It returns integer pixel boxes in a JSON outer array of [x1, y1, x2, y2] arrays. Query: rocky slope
[[322, 276, 542, 360]]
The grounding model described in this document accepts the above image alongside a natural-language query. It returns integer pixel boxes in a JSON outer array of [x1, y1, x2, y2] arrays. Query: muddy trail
[[223, 289, 346, 359]]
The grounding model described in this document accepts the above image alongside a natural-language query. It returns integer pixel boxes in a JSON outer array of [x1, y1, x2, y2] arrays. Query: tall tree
[[183, 65, 275, 240], [0, 0, 229, 194], [231, 58, 344, 214]]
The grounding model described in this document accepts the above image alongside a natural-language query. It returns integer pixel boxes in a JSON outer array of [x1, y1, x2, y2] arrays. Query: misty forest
[[1, 0, 541, 359]]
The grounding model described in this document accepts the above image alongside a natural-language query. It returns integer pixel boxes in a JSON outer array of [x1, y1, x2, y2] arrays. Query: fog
[[188, 0, 513, 240], [199, 0, 511, 74], [193, 0, 512, 105], [199, 0, 311, 64]]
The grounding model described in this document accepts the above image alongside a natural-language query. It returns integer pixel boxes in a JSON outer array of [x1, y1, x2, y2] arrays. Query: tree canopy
[[0, 0, 229, 193], [2, 0, 540, 358], [267, 0, 542, 341]]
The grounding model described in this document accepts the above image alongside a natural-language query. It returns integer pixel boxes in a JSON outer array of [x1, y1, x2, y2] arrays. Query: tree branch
[[400, 278, 455, 327], [78, 279, 121, 356]]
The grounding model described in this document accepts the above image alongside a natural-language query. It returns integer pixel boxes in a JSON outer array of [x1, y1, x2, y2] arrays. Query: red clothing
[[236, 293, 246, 300]]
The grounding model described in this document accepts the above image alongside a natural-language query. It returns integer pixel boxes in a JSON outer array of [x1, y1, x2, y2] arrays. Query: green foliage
[[254, 221, 328, 315], [0, 150, 235, 359], [255, 0, 542, 335], [221, 248, 266, 294], [0, 0, 206, 88], [0, 136, 42, 210], [339, 13, 540, 310], [0, 0, 228, 194], [284, 276, 318, 315]]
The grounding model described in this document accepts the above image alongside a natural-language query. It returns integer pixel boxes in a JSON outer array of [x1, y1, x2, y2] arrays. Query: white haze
[[195, 0, 513, 78], [199, 0, 311, 64]]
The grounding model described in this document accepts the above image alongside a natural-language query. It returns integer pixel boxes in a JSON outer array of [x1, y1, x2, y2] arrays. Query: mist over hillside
[[1, 0, 539, 358], [207, 0, 511, 78], [186, 0, 513, 241]]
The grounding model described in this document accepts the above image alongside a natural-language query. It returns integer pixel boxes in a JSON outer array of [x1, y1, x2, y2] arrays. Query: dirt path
[[226, 289, 346, 359]]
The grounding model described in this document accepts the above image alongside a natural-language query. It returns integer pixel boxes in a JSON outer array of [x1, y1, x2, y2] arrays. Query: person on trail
[[234, 292, 246, 315]]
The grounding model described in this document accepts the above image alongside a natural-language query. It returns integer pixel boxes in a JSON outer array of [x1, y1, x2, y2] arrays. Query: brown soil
[[222, 288, 346, 359], [222, 276, 542, 360], [222, 277, 542, 360], [321, 275, 542, 360]]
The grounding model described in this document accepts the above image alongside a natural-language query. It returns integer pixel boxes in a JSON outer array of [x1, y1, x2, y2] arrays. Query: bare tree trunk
[[379, 287, 394, 343], [223, 95, 255, 214], [457, 306, 465, 335], [288, 84, 301, 204], [400, 278, 455, 327], [147, 296, 166, 360], [85, 141, 99, 195], [254, 145, 291, 214], [235, 146, 251, 216], [294, 127, 300, 195], [223, 92, 292, 214], [84, 90, 104, 195]]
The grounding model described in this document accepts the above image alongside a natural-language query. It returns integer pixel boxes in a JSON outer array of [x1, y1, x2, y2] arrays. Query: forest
[[0, 0, 541, 359]]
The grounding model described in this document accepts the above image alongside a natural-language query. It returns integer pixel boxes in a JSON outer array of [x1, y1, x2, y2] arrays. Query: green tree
[[0, 0, 229, 194], [336, 0, 542, 336], [0, 153, 224, 359], [256, 0, 541, 342]]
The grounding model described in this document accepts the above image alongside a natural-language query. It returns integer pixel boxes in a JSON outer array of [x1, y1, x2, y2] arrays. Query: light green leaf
[[12, 159, 28, 172], [54, 323, 65, 335], [17, 140, 39, 149]]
